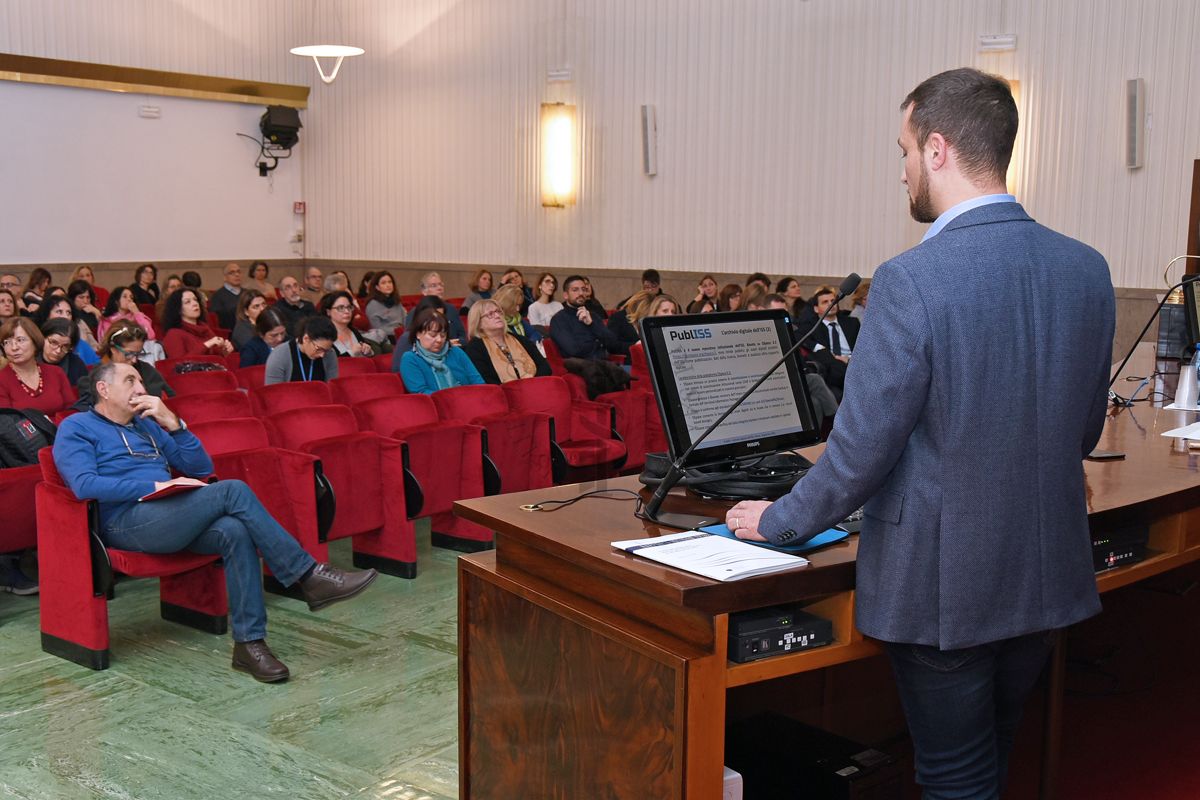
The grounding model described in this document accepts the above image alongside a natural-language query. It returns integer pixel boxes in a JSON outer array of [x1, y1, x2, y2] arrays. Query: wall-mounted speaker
[[1125, 78, 1145, 170], [641, 104, 658, 176], [261, 105, 302, 149]]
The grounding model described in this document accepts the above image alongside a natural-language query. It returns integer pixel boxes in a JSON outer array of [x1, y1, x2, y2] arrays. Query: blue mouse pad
[[700, 524, 850, 555]]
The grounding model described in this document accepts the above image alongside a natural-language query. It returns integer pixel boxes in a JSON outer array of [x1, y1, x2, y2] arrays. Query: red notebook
[[137, 483, 205, 502]]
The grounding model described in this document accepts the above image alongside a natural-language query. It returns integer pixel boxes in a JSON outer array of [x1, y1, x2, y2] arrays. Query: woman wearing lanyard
[[264, 316, 339, 384]]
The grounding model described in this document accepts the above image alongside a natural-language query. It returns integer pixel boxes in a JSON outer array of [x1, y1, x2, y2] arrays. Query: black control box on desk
[[726, 714, 903, 799], [728, 603, 833, 663], [1092, 523, 1148, 573]]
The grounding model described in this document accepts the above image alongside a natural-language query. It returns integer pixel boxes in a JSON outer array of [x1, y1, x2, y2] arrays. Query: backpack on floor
[[0, 408, 57, 468]]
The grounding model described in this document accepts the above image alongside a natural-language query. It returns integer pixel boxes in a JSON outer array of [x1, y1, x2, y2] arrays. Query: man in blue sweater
[[53, 362, 378, 683]]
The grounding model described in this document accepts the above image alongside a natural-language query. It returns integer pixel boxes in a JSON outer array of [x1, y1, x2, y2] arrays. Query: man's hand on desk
[[726, 500, 773, 542]]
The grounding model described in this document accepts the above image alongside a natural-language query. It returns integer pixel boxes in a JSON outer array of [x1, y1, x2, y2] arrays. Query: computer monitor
[[640, 309, 821, 470], [1183, 277, 1200, 357]]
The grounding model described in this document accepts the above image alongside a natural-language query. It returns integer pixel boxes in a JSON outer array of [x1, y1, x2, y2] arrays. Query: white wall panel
[[2, 1, 1198, 287]]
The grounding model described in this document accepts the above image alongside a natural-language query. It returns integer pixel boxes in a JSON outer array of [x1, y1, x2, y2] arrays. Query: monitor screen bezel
[[640, 308, 821, 469]]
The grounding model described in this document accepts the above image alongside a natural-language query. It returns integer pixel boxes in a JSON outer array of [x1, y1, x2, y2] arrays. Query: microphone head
[[838, 272, 862, 299]]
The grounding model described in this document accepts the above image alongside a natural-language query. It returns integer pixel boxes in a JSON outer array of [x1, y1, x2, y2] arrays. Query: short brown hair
[[0, 317, 44, 352]]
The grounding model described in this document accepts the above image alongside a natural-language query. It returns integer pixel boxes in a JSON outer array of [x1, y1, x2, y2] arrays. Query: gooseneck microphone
[[641, 272, 862, 529], [1108, 255, 1200, 407]]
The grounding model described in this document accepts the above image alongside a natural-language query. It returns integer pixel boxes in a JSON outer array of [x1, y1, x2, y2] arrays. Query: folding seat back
[[191, 417, 272, 454], [0, 464, 41, 553], [155, 355, 226, 377], [503, 376, 625, 479], [434, 384, 553, 493], [539, 337, 568, 375], [234, 364, 267, 391], [223, 351, 242, 371], [353, 394, 440, 434], [433, 384, 507, 423], [169, 369, 239, 395], [165, 390, 252, 424], [251, 381, 334, 416], [372, 352, 395, 373], [502, 376, 572, 437], [330, 373, 404, 406], [629, 341, 651, 384], [334, 357, 378, 377], [36, 449, 227, 670]]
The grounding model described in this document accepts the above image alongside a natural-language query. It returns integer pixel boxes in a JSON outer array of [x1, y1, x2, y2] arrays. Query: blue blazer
[[398, 346, 484, 394], [760, 202, 1114, 649]]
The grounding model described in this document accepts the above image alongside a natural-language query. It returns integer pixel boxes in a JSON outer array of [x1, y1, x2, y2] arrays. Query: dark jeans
[[884, 630, 1057, 800], [103, 480, 315, 643]]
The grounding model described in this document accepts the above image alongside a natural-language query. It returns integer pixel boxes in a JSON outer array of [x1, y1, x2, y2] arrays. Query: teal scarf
[[413, 342, 454, 390]]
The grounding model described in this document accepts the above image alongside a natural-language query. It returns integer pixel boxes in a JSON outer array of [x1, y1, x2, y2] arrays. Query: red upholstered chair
[[190, 417, 330, 595], [608, 342, 666, 457], [351, 394, 492, 550], [502, 376, 626, 482], [36, 449, 228, 670], [234, 364, 267, 391], [629, 341, 651, 384], [251, 381, 334, 416], [540, 337, 568, 376], [137, 303, 159, 329], [372, 352, 395, 373], [169, 369, 239, 396], [155, 355, 226, 377], [400, 293, 424, 309], [0, 464, 41, 557], [334, 357, 377, 377], [165, 390, 252, 423], [591, 387, 648, 472], [330, 373, 405, 406], [223, 351, 242, 370], [434, 384, 553, 494], [264, 405, 420, 577]]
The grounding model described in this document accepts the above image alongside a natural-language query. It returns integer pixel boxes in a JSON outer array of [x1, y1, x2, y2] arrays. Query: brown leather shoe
[[300, 563, 378, 611], [232, 640, 290, 683]]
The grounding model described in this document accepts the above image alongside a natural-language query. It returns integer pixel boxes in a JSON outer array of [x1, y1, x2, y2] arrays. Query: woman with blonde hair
[[607, 289, 655, 349], [462, 299, 551, 384], [492, 284, 541, 343], [641, 293, 682, 320], [848, 279, 870, 320]]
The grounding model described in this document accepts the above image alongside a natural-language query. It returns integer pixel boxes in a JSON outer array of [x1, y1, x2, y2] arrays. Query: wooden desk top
[[456, 347, 1200, 615]]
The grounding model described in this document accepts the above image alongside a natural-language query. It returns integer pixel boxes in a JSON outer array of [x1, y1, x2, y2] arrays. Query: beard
[[908, 160, 937, 223]]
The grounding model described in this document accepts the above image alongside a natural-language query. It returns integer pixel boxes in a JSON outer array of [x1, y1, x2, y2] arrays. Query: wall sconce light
[[541, 102, 579, 207]]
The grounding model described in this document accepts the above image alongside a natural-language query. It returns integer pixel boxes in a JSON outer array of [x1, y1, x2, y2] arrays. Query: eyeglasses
[[482, 309, 504, 318], [2, 336, 30, 349], [118, 426, 164, 461], [114, 344, 147, 359], [330, 304, 354, 312], [45, 339, 72, 353]]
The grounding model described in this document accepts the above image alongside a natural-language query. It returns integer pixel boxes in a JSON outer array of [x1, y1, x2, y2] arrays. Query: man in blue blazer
[[727, 68, 1114, 799]]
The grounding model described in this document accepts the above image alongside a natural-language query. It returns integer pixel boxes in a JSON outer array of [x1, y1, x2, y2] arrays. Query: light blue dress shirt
[[921, 194, 1016, 242]]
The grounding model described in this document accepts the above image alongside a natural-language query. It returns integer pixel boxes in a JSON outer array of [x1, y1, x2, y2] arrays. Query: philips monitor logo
[[668, 328, 713, 341]]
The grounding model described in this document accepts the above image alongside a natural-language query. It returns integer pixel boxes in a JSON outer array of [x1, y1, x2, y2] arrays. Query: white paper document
[[1161, 420, 1200, 439], [611, 531, 808, 582]]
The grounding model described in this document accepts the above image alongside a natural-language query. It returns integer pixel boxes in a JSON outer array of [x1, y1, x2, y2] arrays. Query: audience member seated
[[320, 291, 376, 357], [160, 274, 183, 300], [745, 272, 772, 291], [492, 284, 542, 344], [207, 262, 245, 330], [463, 300, 551, 384], [129, 263, 160, 305], [461, 269, 493, 311], [1, 274, 25, 314], [403, 272, 466, 342], [161, 288, 234, 359], [643, 293, 682, 320], [53, 361, 378, 682], [322, 271, 348, 295], [33, 295, 99, 364], [231, 289, 268, 350], [300, 266, 324, 306], [607, 289, 654, 350], [391, 296, 451, 363], [40, 318, 88, 387], [686, 274, 720, 314], [366, 270, 408, 338], [527, 272, 563, 329], [265, 316, 339, 384], [75, 321, 174, 409], [580, 278, 609, 321], [848, 279, 870, 320], [356, 271, 376, 300], [548, 275, 630, 398], [616, 268, 662, 310], [0, 289, 18, 324], [21, 268, 52, 316], [68, 279, 103, 335], [498, 268, 535, 315], [239, 307, 289, 368], [399, 309, 483, 394], [718, 283, 743, 312], [0, 317, 75, 414], [273, 276, 317, 336], [740, 282, 769, 312], [765, 294, 839, 424], [248, 260, 276, 300], [796, 284, 858, 397], [69, 265, 110, 308], [98, 285, 157, 342], [775, 276, 806, 310]]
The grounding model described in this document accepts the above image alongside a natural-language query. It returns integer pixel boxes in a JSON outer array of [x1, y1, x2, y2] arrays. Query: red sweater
[[0, 364, 75, 415], [162, 327, 225, 359]]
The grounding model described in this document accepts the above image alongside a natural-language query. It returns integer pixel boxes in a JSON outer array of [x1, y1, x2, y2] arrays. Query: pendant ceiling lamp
[[290, 1, 363, 84]]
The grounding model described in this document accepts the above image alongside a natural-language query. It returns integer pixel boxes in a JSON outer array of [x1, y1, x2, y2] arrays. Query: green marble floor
[[0, 521, 462, 800]]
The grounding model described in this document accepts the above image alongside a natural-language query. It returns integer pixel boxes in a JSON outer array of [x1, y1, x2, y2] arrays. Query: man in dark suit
[[206, 262, 244, 330], [727, 68, 1114, 799], [796, 284, 860, 396]]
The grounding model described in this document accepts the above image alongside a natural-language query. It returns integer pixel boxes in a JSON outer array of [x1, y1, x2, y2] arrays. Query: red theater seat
[[0, 465, 41, 556], [169, 369, 239, 395], [372, 352, 395, 373], [434, 384, 553, 494], [334, 357, 377, 377], [36, 450, 228, 670], [251, 381, 333, 416], [351, 394, 492, 551], [155, 355, 226, 376], [234, 364, 267, 391], [330, 373, 405, 406], [502, 376, 626, 482], [165, 390, 252, 423], [264, 405, 420, 577]]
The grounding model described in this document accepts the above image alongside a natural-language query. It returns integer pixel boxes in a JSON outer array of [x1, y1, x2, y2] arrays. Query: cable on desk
[[521, 488, 644, 514]]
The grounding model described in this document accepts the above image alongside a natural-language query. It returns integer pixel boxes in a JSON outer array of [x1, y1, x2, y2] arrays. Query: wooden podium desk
[[455, 400, 1200, 799]]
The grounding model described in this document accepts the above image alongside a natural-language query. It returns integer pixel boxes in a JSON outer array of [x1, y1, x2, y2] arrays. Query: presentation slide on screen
[[661, 320, 807, 449]]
